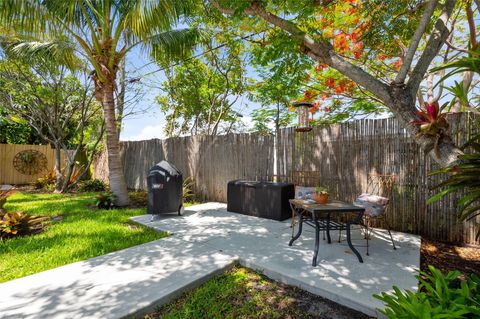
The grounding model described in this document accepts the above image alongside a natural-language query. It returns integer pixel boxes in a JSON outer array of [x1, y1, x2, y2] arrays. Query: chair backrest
[[366, 174, 396, 198]]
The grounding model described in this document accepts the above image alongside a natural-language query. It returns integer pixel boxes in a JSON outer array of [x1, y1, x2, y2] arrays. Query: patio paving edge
[[239, 258, 380, 317], [124, 260, 237, 319]]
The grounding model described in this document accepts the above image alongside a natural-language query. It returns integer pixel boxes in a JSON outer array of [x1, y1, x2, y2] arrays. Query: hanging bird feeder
[[292, 102, 313, 132]]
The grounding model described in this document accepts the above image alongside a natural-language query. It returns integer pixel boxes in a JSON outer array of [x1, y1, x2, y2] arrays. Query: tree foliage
[[0, 55, 103, 192], [156, 28, 248, 136], [207, 0, 466, 167], [0, 110, 41, 144], [0, 0, 206, 205]]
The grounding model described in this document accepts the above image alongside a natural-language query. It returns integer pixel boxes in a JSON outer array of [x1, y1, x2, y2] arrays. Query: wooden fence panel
[[94, 113, 480, 245], [0, 144, 66, 184]]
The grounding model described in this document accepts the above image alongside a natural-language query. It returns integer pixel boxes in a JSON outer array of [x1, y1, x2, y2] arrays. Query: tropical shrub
[[0, 211, 48, 238], [77, 179, 107, 192], [34, 170, 56, 190], [95, 192, 115, 209], [428, 134, 480, 238], [374, 266, 480, 319], [183, 176, 196, 202]]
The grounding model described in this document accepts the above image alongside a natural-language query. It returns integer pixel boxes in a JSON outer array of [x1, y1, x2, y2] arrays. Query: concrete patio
[[0, 202, 420, 318]]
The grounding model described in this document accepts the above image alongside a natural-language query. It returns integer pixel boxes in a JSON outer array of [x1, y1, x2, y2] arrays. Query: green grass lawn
[[0, 192, 166, 283]]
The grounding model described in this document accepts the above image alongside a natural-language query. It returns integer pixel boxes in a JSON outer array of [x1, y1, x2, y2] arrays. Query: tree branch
[[407, 0, 455, 93], [466, 0, 478, 50], [210, 0, 393, 104], [395, 0, 439, 84], [475, 0, 480, 15]]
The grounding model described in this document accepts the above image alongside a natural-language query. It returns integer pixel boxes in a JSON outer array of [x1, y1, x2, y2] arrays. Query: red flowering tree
[[210, 0, 463, 167]]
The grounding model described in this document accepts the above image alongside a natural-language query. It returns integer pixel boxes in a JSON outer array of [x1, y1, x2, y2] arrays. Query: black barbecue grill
[[147, 160, 184, 217]]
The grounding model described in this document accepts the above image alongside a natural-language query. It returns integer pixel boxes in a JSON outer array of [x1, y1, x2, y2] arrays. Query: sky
[[119, 46, 261, 141], [119, 47, 170, 141], [118, 18, 478, 142]]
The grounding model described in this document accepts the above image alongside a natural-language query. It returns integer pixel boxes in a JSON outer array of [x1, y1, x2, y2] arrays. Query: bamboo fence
[[94, 113, 480, 245]]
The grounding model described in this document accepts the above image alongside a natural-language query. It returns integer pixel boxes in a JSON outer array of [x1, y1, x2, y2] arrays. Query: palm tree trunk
[[101, 81, 130, 206]]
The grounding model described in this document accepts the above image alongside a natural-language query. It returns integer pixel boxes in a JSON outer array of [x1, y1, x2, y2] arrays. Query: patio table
[[289, 199, 365, 266]]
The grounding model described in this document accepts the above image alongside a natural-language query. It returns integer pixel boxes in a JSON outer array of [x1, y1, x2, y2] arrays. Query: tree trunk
[[54, 142, 63, 193], [116, 57, 126, 136], [61, 160, 76, 193], [101, 81, 130, 206], [274, 101, 280, 179]]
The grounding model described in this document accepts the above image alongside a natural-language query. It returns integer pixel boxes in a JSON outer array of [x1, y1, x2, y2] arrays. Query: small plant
[[95, 192, 115, 209], [314, 186, 328, 194], [183, 176, 196, 202], [0, 211, 48, 238], [77, 179, 107, 192], [313, 186, 329, 204], [19, 152, 34, 164], [374, 266, 480, 319], [34, 169, 56, 189], [129, 191, 147, 207]]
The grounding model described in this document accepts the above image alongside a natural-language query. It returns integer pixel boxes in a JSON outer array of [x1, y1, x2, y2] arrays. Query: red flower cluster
[[333, 33, 349, 54], [308, 101, 332, 114], [325, 77, 336, 88], [392, 59, 402, 70], [303, 90, 313, 101], [315, 63, 328, 72]]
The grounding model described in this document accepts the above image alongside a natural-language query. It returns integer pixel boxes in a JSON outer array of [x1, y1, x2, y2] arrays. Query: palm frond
[[0, 35, 83, 70], [0, 0, 52, 35], [149, 27, 208, 63], [431, 48, 480, 87], [123, 0, 199, 40]]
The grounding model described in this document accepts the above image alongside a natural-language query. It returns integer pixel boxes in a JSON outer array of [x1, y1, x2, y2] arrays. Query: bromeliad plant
[[412, 101, 449, 138], [0, 211, 48, 239], [428, 134, 480, 238], [412, 101, 450, 157]]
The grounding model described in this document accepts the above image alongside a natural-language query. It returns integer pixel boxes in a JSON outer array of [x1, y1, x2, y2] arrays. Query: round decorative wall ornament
[[12, 150, 48, 175]]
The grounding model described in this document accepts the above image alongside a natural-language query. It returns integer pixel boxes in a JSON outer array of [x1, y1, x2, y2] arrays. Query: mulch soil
[[421, 238, 480, 279]]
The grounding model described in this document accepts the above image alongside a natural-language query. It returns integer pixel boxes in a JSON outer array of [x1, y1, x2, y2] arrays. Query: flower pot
[[313, 193, 329, 204]]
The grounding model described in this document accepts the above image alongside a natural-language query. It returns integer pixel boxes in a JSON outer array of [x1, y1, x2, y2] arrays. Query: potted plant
[[313, 186, 329, 204]]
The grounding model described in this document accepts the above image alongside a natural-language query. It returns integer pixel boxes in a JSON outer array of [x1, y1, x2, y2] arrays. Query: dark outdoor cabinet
[[147, 160, 184, 216], [227, 180, 294, 221]]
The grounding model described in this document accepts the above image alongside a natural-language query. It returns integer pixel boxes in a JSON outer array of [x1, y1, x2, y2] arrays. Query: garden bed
[[144, 267, 369, 319], [421, 238, 480, 278]]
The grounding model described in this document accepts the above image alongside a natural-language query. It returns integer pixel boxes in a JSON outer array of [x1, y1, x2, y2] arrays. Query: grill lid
[[149, 160, 181, 176]]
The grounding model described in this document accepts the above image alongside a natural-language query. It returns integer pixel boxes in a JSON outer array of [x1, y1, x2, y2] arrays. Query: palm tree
[[0, 1, 203, 205]]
